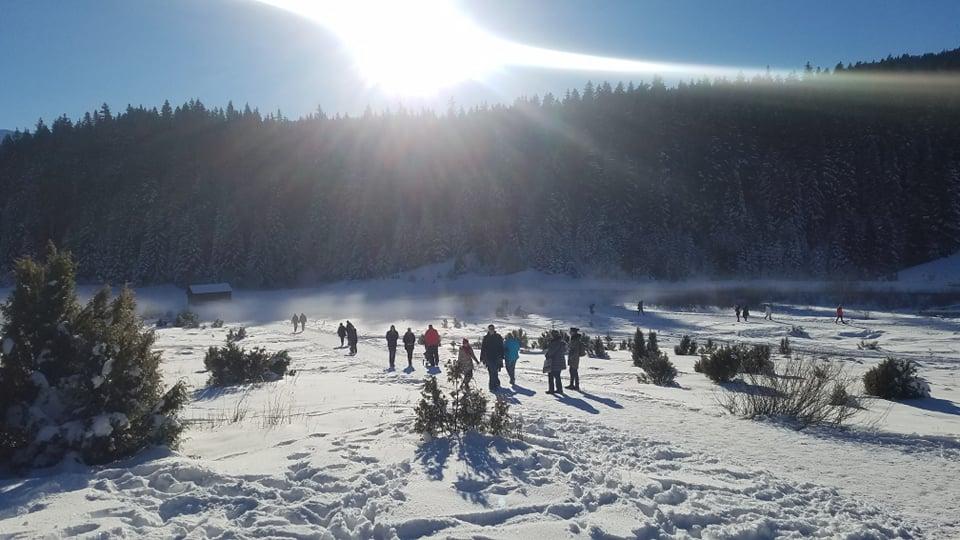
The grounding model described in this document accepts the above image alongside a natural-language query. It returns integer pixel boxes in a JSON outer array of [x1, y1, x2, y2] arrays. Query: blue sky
[[1, 0, 959, 130]]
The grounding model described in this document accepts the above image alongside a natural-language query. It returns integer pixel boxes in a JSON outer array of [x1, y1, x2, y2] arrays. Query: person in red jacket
[[835, 305, 845, 324], [423, 324, 441, 367]]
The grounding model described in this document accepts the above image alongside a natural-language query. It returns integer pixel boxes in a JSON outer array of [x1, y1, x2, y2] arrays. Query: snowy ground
[[1, 272, 959, 539]]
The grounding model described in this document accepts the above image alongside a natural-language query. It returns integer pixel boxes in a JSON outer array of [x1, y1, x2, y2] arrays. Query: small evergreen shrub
[[779, 337, 791, 355], [638, 351, 678, 386], [413, 377, 447, 437], [0, 245, 185, 468], [674, 335, 699, 355], [698, 338, 717, 355], [204, 342, 290, 386], [647, 331, 660, 356], [698, 345, 741, 383], [226, 326, 247, 343], [174, 310, 200, 328], [412, 360, 520, 439], [211, 319, 224, 328], [739, 344, 774, 375], [863, 358, 930, 400], [631, 328, 646, 364], [592, 336, 609, 359]]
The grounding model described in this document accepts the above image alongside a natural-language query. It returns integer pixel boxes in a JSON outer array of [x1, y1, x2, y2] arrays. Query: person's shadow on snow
[[556, 393, 600, 414], [510, 384, 536, 397], [579, 391, 623, 409]]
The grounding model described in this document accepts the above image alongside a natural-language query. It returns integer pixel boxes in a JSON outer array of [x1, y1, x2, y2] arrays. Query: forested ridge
[[2, 50, 960, 286]]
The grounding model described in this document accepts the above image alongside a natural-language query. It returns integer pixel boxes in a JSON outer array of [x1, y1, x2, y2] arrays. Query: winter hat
[[462, 338, 470, 345]]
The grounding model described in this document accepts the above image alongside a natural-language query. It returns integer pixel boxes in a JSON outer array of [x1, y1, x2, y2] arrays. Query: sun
[[257, 0, 504, 96]]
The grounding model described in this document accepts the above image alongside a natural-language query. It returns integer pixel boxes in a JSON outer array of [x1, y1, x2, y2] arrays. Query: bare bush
[[718, 357, 860, 428]]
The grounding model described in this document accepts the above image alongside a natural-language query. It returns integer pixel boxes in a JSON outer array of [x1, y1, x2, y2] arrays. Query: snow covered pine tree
[[0, 244, 187, 468]]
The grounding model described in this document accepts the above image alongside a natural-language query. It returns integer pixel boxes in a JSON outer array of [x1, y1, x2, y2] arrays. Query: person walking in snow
[[291, 314, 299, 333], [385, 325, 399, 369], [480, 324, 505, 392], [735, 305, 741, 322], [337, 323, 347, 347], [637, 300, 644, 316], [742, 306, 750, 322], [423, 324, 441, 367], [346, 321, 358, 355], [504, 331, 521, 385], [764, 304, 772, 321], [403, 327, 416, 369], [299, 313, 307, 331], [835, 305, 845, 324], [457, 338, 479, 388], [566, 327, 585, 391], [543, 330, 567, 395]]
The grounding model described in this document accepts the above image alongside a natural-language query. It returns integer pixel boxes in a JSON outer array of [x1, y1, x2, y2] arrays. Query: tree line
[[1, 51, 959, 285]]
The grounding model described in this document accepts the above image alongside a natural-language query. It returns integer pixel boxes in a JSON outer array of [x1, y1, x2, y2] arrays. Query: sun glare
[[256, 0, 503, 95], [253, 0, 785, 96]]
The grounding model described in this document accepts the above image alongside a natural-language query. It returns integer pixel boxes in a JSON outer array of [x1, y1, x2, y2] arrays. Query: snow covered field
[[1, 271, 959, 539]]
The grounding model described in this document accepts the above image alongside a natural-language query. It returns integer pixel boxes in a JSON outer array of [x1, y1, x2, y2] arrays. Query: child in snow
[[457, 338, 479, 388], [337, 323, 347, 347], [735, 305, 741, 322], [299, 313, 307, 331], [291, 314, 299, 333], [742, 306, 750, 321], [764, 304, 772, 320], [835, 305, 845, 324]]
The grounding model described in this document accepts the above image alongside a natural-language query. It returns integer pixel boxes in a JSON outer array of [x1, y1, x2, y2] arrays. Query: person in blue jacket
[[504, 332, 521, 385]]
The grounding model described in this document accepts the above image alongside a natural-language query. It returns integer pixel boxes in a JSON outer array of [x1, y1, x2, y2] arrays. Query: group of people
[[290, 313, 307, 332], [452, 324, 521, 391], [734, 304, 773, 321], [336, 321, 359, 354]]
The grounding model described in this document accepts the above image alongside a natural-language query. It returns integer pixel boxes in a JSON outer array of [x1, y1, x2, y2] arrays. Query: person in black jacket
[[402, 328, 416, 369], [346, 321, 358, 355], [337, 323, 347, 347], [480, 324, 505, 392], [385, 325, 399, 369]]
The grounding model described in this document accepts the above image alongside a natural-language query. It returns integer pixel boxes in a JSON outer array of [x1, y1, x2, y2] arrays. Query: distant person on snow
[[299, 313, 307, 331], [424, 324, 441, 367], [480, 324, 505, 392], [566, 327, 585, 391], [742, 306, 750, 322], [457, 338, 479, 388], [346, 321, 358, 354], [764, 304, 772, 320], [337, 323, 347, 347], [735, 305, 741, 322], [504, 332, 521, 385], [403, 327, 417, 368], [637, 301, 644, 316], [543, 330, 567, 395], [291, 314, 299, 333], [385, 325, 399, 369], [835, 305, 845, 324]]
